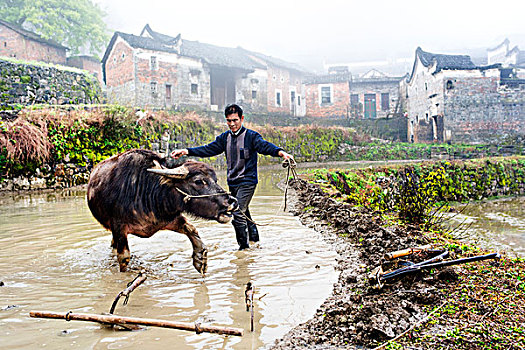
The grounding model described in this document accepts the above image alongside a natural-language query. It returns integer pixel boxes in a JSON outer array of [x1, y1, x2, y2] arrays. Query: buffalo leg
[[165, 216, 207, 274], [110, 223, 131, 272]]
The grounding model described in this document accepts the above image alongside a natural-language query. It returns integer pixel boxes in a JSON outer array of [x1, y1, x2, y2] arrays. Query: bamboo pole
[[29, 311, 243, 336]]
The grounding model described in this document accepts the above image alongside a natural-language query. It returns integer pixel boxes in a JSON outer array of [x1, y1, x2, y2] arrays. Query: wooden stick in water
[[29, 311, 244, 336]]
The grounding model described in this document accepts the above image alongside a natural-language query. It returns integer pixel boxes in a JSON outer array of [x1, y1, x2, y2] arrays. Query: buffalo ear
[[147, 164, 189, 179]]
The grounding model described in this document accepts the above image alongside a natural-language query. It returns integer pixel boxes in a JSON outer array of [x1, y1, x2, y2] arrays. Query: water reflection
[[444, 196, 525, 256]]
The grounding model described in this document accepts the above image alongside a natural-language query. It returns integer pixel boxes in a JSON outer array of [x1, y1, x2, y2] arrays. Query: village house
[[0, 19, 67, 65], [487, 39, 525, 68], [349, 69, 405, 119], [102, 24, 308, 114], [66, 55, 104, 86], [403, 47, 525, 144], [0, 19, 103, 88], [304, 66, 404, 119], [304, 66, 351, 118]]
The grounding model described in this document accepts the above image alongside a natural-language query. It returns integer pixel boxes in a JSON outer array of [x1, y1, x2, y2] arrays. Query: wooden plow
[[30, 272, 244, 337]]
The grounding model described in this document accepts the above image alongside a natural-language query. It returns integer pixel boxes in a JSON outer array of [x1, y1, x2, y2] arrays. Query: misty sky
[[93, 0, 525, 74]]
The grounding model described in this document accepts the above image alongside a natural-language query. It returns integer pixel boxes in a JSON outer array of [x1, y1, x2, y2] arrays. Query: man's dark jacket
[[187, 126, 281, 186]]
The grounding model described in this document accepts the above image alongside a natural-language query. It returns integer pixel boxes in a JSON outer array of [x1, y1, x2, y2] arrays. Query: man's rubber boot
[[248, 222, 259, 242], [234, 225, 250, 250]]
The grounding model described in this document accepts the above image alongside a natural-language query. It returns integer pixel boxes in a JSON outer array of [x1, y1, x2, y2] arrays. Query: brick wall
[[304, 81, 350, 117], [0, 24, 66, 65], [105, 39, 136, 105]]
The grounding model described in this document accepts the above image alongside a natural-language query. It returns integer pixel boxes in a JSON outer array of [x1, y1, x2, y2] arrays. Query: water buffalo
[[87, 149, 237, 274]]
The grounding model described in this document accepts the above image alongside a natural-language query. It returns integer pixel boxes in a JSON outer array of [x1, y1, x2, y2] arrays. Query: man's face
[[226, 113, 244, 133]]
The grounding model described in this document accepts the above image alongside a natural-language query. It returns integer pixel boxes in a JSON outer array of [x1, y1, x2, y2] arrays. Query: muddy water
[[444, 196, 525, 257], [0, 169, 338, 350]]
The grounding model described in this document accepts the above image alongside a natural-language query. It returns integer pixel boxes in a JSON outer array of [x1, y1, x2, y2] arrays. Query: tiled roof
[[408, 47, 476, 83], [114, 32, 180, 54], [304, 72, 350, 84], [180, 40, 265, 70], [0, 19, 68, 50], [102, 25, 308, 79], [240, 49, 310, 74], [416, 47, 475, 71], [140, 24, 180, 45]]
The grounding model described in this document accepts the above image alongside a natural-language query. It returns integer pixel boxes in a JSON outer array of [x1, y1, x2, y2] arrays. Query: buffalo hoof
[[192, 247, 208, 275], [118, 256, 130, 272]]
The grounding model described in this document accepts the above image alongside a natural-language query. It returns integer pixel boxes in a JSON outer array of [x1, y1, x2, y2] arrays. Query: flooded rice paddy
[[0, 169, 338, 350], [445, 196, 525, 257], [1, 163, 523, 349]]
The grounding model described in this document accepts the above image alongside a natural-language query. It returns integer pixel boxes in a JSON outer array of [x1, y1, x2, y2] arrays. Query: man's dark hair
[[224, 104, 243, 118]]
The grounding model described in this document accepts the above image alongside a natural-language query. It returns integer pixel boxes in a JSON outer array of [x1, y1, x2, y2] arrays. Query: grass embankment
[[306, 160, 525, 349]]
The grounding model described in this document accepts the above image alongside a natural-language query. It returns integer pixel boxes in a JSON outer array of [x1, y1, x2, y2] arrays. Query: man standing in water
[[171, 104, 294, 250]]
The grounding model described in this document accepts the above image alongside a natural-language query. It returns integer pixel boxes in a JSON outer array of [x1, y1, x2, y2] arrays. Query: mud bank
[[271, 179, 462, 349]]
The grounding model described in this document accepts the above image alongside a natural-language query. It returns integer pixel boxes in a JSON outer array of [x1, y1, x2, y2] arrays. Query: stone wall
[[0, 162, 90, 192], [66, 56, 104, 87], [0, 58, 103, 105], [444, 77, 525, 143]]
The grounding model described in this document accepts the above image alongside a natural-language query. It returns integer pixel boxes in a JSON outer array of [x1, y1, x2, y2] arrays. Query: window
[[321, 86, 331, 104], [251, 90, 257, 99], [3, 42, 6, 47], [121, 53, 125, 60], [446, 80, 454, 90], [350, 94, 359, 106], [381, 93, 389, 111], [297, 95, 301, 106], [150, 81, 157, 94], [290, 91, 296, 104], [166, 84, 172, 101], [150, 56, 158, 70], [275, 91, 281, 107], [191, 83, 198, 94]]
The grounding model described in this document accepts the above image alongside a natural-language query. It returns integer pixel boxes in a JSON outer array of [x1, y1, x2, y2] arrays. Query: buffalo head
[[148, 160, 237, 223]]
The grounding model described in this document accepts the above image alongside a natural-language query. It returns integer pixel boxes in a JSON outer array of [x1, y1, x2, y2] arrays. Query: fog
[[94, 0, 525, 74]]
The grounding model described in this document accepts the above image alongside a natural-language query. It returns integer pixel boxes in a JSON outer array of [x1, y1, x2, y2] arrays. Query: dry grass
[[0, 116, 51, 164]]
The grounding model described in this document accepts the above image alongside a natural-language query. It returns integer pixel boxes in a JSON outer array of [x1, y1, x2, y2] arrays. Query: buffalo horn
[[147, 165, 189, 179]]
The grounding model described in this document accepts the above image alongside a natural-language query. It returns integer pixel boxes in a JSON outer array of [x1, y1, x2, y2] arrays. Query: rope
[[174, 159, 297, 227], [175, 187, 230, 203], [282, 158, 298, 212]]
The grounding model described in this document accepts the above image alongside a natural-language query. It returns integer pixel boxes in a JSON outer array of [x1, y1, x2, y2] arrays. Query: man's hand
[[278, 150, 294, 160], [170, 149, 189, 159]]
